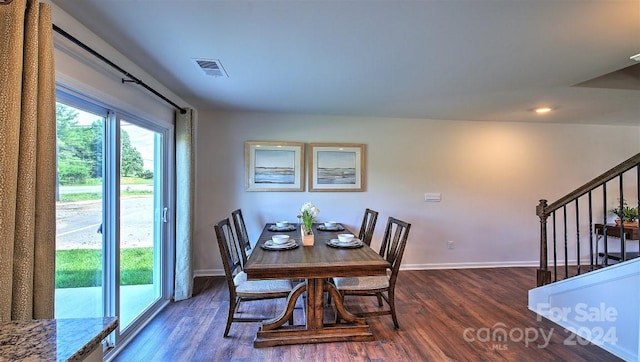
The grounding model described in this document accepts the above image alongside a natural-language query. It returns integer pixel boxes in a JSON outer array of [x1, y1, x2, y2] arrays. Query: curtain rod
[[52, 24, 187, 114]]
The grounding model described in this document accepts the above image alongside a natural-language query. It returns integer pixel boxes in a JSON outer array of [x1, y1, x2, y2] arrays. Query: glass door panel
[[55, 90, 172, 355], [118, 120, 162, 330], [54, 103, 105, 319]]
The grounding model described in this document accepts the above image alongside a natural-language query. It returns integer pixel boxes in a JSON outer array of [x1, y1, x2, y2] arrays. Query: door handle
[[162, 207, 168, 223]]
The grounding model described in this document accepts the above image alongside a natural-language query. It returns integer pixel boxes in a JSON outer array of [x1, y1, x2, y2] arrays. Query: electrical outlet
[[447, 240, 455, 249]]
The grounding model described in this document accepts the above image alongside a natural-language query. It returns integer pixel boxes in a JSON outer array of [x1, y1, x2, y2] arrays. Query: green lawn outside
[[56, 247, 153, 288]]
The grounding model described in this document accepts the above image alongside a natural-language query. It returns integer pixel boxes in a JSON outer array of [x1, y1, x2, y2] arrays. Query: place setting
[[317, 221, 345, 231], [268, 220, 296, 232], [261, 234, 299, 250], [326, 233, 363, 249]]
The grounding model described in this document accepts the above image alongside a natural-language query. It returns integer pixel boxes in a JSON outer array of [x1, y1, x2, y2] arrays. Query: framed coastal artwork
[[308, 143, 365, 192], [245, 141, 305, 191]]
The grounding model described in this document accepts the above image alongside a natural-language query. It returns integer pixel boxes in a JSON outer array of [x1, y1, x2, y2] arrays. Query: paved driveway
[[56, 196, 153, 249]]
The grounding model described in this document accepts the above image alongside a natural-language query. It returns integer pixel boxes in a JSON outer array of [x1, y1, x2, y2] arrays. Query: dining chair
[[358, 208, 379, 246], [231, 208, 252, 268], [214, 218, 294, 337], [324, 208, 377, 308], [333, 216, 411, 329]]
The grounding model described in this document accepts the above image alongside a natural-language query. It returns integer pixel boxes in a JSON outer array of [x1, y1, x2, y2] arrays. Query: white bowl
[[275, 221, 289, 228], [337, 233, 354, 243], [272, 234, 290, 244], [324, 221, 337, 228]]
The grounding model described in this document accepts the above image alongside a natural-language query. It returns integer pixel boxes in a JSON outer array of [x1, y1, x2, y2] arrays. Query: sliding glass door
[[54, 90, 172, 347], [118, 120, 164, 330], [54, 103, 105, 319]]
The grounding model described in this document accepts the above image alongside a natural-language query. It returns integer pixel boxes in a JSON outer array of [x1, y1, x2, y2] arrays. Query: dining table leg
[[260, 282, 306, 331], [254, 278, 375, 347]]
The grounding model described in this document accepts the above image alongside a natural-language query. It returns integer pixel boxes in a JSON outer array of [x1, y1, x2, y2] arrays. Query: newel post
[[536, 199, 551, 286]]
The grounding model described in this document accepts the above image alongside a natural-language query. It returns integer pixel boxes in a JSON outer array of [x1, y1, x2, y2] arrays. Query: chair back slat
[[231, 208, 252, 267], [379, 217, 411, 283], [214, 218, 243, 288], [358, 208, 379, 246]]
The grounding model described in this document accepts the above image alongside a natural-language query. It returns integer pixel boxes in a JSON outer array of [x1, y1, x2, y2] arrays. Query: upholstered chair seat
[[233, 271, 293, 294]]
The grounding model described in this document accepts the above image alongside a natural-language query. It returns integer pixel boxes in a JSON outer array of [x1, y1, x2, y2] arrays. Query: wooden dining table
[[243, 223, 390, 347]]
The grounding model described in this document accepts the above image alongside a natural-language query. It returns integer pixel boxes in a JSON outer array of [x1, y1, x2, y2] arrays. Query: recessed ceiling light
[[534, 107, 553, 114]]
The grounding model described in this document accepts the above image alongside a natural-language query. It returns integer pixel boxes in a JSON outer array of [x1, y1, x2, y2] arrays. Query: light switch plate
[[424, 193, 441, 202]]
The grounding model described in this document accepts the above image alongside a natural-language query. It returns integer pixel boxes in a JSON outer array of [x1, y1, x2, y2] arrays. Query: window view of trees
[[55, 102, 156, 290], [56, 103, 150, 185], [121, 131, 144, 177], [55, 100, 161, 331], [56, 104, 102, 185]]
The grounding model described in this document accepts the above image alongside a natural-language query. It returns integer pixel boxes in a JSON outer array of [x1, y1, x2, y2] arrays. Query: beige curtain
[[0, 0, 56, 321], [174, 108, 194, 301]]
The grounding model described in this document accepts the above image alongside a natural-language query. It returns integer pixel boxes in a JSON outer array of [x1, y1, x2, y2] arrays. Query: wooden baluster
[[536, 199, 551, 286]]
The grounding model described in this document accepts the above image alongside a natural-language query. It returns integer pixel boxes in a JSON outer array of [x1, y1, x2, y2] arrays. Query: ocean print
[[317, 151, 356, 184], [254, 149, 295, 184]]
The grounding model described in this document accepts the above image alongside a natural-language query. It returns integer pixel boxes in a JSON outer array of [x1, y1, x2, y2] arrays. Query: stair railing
[[537, 153, 640, 286]]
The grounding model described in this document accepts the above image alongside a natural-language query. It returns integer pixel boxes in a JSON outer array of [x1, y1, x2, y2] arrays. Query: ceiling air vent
[[195, 59, 228, 78]]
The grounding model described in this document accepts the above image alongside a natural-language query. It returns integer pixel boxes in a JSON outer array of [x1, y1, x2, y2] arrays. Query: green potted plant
[[299, 202, 319, 246], [610, 199, 639, 226]]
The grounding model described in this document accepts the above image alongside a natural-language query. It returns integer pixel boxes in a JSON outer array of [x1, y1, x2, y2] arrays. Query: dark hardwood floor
[[112, 268, 621, 361]]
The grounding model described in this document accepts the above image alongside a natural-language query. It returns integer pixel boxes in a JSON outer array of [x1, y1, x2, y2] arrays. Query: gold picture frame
[[308, 143, 365, 192], [245, 141, 305, 192]]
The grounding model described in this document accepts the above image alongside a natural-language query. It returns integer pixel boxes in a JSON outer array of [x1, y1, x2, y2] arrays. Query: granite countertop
[[0, 317, 118, 362]]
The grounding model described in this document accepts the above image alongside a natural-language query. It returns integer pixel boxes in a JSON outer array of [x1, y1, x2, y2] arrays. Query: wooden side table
[[594, 223, 640, 265]]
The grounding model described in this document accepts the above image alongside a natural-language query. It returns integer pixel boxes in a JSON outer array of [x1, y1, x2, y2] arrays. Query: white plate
[[317, 224, 345, 231], [268, 225, 296, 231], [328, 238, 363, 248], [261, 239, 299, 250]]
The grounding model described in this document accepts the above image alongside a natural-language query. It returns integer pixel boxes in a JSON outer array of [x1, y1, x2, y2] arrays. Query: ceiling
[[50, 0, 640, 124]]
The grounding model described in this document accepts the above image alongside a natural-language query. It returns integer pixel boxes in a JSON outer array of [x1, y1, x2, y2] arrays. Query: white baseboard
[[193, 261, 542, 278], [195, 259, 614, 277], [401, 260, 540, 270], [193, 269, 224, 277]]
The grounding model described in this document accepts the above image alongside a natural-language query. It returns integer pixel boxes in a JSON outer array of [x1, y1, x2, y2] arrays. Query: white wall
[[45, 0, 640, 277], [193, 111, 640, 275]]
